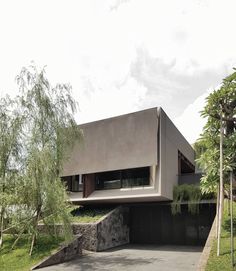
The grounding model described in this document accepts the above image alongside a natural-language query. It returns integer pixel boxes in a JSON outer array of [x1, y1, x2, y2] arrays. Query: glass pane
[[103, 179, 121, 189], [95, 170, 121, 190], [121, 167, 150, 188]]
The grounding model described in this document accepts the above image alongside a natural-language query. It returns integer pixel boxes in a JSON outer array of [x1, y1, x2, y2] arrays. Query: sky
[[0, 0, 236, 144]]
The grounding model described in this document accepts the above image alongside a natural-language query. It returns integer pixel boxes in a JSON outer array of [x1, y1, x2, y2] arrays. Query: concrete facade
[[158, 108, 195, 199], [63, 108, 158, 175], [62, 107, 195, 203]]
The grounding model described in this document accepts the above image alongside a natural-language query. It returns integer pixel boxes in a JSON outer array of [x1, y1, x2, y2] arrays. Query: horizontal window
[[95, 167, 150, 190]]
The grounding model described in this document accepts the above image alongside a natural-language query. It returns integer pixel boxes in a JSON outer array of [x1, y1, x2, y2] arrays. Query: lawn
[[0, 206, 113, 271], [206, 201, 236, 271], [70, 206, 112, 223], [0, 234, 63, 271]]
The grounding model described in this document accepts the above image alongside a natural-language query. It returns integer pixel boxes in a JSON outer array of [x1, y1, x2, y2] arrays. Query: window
[[95, 170, 121, 190], [122, 167, 149, 188], [62, 175, 83, 192], [95, 167, 150, 190]]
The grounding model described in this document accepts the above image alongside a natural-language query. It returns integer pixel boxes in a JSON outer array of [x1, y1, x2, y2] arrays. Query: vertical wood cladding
[[83, 174, 95, 198]]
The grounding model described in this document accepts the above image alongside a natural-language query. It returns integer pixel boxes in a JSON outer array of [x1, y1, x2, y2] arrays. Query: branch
[[208, 113, 236, 122]]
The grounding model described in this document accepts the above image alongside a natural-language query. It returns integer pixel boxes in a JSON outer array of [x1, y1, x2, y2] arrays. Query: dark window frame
[[95, 167, 150, 190]]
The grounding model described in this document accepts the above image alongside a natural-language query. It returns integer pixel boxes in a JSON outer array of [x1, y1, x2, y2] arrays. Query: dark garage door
[[130, 203, 215, 246]]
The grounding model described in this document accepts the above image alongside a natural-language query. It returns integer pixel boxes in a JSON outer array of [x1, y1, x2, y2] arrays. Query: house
[[62, 107, 196, 204], [61, 107, 216, 247]]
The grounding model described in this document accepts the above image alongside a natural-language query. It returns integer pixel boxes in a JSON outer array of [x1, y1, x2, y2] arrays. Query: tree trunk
[[11, 227, 26, 250], [29, 208, 41, 256], [0, 207, 5, 248], [217, 115, 224, 256], [228, 198, 230, 216], [216, 185, 220, 238], [230, 171, 234, 267]]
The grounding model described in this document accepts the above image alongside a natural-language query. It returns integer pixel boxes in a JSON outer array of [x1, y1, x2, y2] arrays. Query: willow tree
[[197, 70, 236, 256], [0, 96, 23, 247], [16, 65, 82, 255]]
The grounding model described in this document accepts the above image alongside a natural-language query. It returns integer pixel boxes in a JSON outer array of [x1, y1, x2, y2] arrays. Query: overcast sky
[[1, 0, 236, 143]]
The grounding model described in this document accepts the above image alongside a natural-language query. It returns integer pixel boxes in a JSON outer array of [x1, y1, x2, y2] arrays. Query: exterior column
[[83, 173, 95, 198]]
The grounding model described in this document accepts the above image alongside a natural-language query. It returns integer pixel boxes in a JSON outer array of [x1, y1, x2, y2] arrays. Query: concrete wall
[[62, 108, 158, 176], [178, 173, 202, 185], [159, 108, 195, 199], [68, 187, 166, 204], [62, 107, 194, 202]]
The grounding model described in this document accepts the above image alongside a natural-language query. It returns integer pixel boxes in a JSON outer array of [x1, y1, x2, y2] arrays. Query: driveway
[[37, 244, 202, 271]]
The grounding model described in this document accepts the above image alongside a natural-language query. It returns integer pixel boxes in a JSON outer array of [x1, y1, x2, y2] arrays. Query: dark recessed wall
[[129, 203, 215, 246]]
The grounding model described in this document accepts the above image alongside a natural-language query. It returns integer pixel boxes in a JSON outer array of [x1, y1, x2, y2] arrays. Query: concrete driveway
[[37, 245, 202, 271]]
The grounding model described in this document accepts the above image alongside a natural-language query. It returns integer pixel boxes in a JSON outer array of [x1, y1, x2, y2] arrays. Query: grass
[[0, 206, 113, 271], [0, 234, 63, 271], [70, 206, 112, 223], [206, 200, 236, 271]]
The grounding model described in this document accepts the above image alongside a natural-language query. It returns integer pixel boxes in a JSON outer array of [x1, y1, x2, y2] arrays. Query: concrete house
[[61, 107, 215, 247], [62, 107, 195, 204]]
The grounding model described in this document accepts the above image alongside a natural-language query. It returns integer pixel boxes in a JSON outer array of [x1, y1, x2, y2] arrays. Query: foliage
[[0, 234, 63, 271], [205, 201, 236, 271], [15, 64, 82, 254], [196, 71, 236, 257], [171, 184, 214, 215], [172, 184, 201, 214], [196, 70, 236, 194], [0, 96, 24, 247], [0, 64, 82, 255]]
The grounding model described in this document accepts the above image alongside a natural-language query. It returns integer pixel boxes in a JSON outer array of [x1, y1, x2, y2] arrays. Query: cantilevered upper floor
[[61, 107, 195, 204]]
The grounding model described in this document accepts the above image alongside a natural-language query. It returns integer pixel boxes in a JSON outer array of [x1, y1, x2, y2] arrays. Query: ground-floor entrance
[[129, 203, 215, 246]]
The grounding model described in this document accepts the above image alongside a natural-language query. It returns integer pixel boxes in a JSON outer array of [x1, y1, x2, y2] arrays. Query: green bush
[[171, 184, 214, 214]]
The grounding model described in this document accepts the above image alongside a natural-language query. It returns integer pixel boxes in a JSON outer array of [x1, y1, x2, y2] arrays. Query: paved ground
[[38, 244, 203, 271]]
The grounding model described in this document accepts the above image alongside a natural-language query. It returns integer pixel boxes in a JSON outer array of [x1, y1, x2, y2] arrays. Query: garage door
[[130, 203, 215, 246]]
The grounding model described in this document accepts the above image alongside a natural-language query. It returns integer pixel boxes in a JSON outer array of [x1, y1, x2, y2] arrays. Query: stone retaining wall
[[38, 206, 130, 252], [32, 235, 82, 270], [72, 223, 97, 251], [97, 206, 129, 251]]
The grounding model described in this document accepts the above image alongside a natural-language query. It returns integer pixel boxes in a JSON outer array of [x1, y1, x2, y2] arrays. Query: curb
[[196, 216, 216, 271]]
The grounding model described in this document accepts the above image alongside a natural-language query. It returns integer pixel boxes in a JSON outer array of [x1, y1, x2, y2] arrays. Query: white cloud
[[76, 76, 147, 124], [0, 0, 236, 143], [173, 88, 213, 144]]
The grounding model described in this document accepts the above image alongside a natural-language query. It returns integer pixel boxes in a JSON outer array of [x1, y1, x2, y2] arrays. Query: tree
[[15, 65, 82, 255], [197, 69, 236, 257], [0, 96, 23, 247]]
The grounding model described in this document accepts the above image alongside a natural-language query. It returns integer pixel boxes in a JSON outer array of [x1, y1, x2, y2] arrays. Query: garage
[[129, 203, 215, 246]]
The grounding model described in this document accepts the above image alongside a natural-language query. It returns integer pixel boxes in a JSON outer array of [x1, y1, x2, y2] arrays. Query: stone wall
[[32, 235, 82, 270], [97, 206, 129, 251], [72, 223, 97, 251], [37, 206, 130, 252], [72, 206, 130, 251]]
